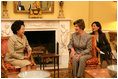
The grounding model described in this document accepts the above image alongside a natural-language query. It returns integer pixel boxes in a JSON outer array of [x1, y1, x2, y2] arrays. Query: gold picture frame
[[14, 1, 54, 13]]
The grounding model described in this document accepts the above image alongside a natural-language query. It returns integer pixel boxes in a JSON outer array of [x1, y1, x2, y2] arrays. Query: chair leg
[[1, 72, 8, 78]]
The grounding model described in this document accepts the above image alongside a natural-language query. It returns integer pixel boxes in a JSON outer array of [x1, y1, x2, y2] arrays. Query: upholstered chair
[[85, 35, 101, 69], [68, 35, 101, 77], [1, 37, 36, 78]]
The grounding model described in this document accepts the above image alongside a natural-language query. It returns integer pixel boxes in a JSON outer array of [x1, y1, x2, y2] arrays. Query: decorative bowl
[[107, 65, 117, 78], [18, 70, 50, 78]]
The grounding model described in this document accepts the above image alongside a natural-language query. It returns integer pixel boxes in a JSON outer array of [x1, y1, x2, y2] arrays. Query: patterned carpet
[[49, 60, 117, 78], [5, 69, 72, 78], [36, 64, 73, 78], [4, 60, 116, 78], [49, 69, 73, 78]]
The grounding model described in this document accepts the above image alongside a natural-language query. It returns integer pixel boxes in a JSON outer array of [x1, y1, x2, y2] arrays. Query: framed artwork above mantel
[[14, 1, 54, 13]]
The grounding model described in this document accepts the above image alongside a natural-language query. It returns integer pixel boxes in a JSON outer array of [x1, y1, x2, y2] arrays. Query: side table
[[41, 53, 59, 78]]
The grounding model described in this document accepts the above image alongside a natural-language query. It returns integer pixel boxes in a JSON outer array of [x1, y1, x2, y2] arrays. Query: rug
[[49, 69, 73, 78]]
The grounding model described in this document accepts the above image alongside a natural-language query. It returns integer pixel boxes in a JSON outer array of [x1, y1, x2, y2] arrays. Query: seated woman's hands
[[24, 50, 32, 59], [24, 56, 29, 59], [71, 48, 76, 58], [76, 54, 82, 62]]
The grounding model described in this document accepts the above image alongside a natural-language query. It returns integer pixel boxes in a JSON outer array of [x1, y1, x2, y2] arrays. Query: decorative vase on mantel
[[58, 1, 65, 18]]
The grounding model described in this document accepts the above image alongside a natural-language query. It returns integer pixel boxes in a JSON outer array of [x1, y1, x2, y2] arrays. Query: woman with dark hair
[[5, 20, 32, 72], [90, 21, 112, 65], [68, 19, 92, 78]]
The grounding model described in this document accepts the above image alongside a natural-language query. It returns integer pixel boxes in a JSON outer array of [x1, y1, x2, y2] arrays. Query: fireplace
[[25, 31, 55, 53]]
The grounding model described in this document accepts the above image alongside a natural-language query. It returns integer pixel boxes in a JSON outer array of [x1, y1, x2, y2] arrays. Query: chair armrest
[[97, 52, 101, 65]]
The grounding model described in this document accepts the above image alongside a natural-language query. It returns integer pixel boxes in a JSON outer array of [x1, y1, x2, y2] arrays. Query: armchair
[[68, 35, 101, 77], [85, 35, 101, 69], [1, 37, 36, 78]]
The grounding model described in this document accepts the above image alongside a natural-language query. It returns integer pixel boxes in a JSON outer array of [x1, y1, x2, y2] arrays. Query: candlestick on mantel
[[2, 1, 9, 18], [58, 1, 65, 18]]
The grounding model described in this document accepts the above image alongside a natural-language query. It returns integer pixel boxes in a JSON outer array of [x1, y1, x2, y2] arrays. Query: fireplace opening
[[25, 31, 55, 53]]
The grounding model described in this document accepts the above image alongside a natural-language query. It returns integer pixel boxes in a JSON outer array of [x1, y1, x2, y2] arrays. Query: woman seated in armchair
[[68, 19, 92, 78], [5, 20, 32, 72], [90, 21, 112, 65]]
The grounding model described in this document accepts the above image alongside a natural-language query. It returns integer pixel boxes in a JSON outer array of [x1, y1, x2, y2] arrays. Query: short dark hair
[[73, 19, 85, 30], [91, 21, 103, 34], [11, 20, 24, 34]]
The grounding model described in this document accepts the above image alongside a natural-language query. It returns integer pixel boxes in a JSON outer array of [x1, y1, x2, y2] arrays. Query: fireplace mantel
[[1, 18, 72, 68], [1, 18, 72, 21]]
